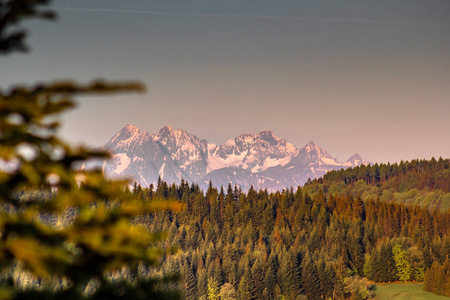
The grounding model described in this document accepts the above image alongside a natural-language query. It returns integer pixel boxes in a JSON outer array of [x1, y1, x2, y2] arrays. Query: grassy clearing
[[373, 282, 449, 299]]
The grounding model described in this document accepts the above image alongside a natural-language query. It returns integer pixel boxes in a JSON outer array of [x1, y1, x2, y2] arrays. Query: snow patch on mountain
[[112, 153, 131, 174], [159, 163, 165, 179], [207, 148, 230, 172], [346, 153, 369, 167], [252, 155, 292, 172], [210, 149, 248, 170], [320, 157, 342, 166]]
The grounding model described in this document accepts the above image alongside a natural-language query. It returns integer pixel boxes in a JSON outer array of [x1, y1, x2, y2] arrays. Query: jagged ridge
[[99, 125, 369, 192]]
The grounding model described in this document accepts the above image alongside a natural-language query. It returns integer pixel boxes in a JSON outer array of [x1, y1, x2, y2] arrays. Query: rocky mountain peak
[[301, 141, 330, 156], [233, 133, 256, 150], [346, 153, 369, 166], [116, 124, 143, 139], [348, 153, 362, 160], [105, 124, 147, 150], [304, 141, 317, 151], [151, 126, 208, 179], [292, 141, 339, 167], [236, 132, 256, 139], [123, 124, 141, 132], [258, 130, 278, 145], [157, 125, 175, 137], [155, 126, 199, 147], [100, 125, 368, 192]]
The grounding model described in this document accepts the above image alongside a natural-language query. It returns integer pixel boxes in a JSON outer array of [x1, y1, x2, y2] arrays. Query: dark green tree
[[280, 250, 302, 298], [301, 252, 322, 300]]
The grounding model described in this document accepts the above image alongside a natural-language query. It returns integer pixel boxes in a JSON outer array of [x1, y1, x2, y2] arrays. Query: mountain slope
[[207, 130, 297, 173]]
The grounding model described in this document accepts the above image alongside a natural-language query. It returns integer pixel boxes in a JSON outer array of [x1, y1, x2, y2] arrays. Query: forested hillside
[[8, 159, 449, 299], [305, 158, 450, 210], [129, 160, 450, 299]]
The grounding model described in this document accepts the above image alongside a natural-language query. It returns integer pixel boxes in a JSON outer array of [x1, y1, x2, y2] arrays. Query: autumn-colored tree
[[219, 282, 236, 300], [206, 277, 220, 300], [392, 244, 412, 281]]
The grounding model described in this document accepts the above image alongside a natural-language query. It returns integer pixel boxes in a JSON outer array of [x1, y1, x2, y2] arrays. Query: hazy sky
[[1, 0, 449, 163]]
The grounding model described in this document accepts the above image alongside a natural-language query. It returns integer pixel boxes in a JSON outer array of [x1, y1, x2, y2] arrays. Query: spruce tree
[[333, 277, 346, 300], [263, 266, 276, 299], [197, 268, 208, 299], [250, 259, 265, 299], [237, 272, 253, 300], [280, 251, 302, 298], [301, 252, 322, 300], [185, 264, 198, 300], [320, 262, 335, 299], [380, 242, 397, 282]]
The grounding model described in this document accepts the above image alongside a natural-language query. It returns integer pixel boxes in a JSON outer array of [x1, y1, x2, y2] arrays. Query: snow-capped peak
[[107, 124, 145, 146], [155, 125, 198, 147], [346, 153, 369, 166], [258, 130, 279, 145], [304, 141, 317, 151], [348, 153, 362, 161], [100, 125, 369, 192], [235, 132, 257, 143], [158, 125, 175, 136], [207, 130, 297, 173], [156, 125, 195, 141], [152, 126, 208, 176], [123, 124, 141, 133], [293, 141, 343, 166], [301, 141, 332, 158], [117, 124, 143, 138]]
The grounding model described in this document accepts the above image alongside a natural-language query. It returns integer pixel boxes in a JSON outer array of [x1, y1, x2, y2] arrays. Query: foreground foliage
[[0, 1, 181, 299]]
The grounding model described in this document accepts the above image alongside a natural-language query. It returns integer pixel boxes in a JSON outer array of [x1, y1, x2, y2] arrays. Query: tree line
[[306, 158, 450, 211], [320, 158, 450, 192]]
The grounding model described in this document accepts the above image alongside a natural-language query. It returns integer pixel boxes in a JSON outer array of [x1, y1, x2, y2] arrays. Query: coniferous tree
[[238, 270, 255, 300], [185, 264, 198, 300], [197, 268, 208, 299], [320, 261, 335, 299], [333, 277, 346, 300], [279, 250, 302, 298], [301, 252, 322, 300]]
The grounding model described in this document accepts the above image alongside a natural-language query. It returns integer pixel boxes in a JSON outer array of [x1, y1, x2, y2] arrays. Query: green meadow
[[374, 282, 449, 299]]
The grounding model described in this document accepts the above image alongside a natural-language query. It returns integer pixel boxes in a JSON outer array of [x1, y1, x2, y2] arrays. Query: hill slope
[[305, 158, 450, 210]]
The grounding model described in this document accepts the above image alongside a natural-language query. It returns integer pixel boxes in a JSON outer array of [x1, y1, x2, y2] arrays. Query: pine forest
[[118, 158, 449, 299]]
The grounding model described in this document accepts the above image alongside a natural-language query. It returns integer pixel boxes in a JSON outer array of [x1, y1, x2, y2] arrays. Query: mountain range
[[88, 124, 369, 192]]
